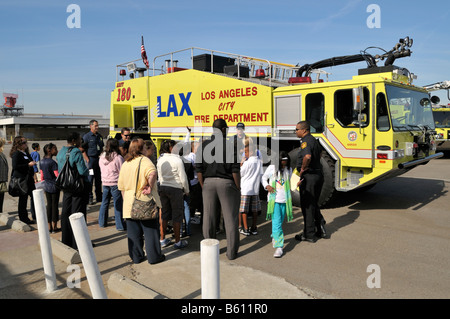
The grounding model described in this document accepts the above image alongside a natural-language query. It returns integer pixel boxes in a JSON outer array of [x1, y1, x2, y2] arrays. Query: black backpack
[[55, 147, 84, 193]]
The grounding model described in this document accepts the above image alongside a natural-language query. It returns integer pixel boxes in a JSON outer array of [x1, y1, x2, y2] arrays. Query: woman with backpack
[[56, 132, 89, 249]]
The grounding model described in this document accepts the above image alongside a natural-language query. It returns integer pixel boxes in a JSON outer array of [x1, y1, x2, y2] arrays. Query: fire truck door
[[324, 87, 373, 168]]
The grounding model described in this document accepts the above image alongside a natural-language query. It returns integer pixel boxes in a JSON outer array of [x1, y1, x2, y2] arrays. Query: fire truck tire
[[319, 152, 337, 207], [288, 148, 337, 208]]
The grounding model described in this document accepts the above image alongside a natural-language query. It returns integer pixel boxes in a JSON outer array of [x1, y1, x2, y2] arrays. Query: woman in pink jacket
[[99, 138, 125, 230]]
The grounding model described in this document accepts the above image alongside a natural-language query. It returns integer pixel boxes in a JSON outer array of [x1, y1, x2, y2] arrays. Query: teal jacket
[[56, 146, 89, 182]]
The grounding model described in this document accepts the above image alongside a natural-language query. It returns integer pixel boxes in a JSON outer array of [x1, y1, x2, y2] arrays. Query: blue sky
[[1, 0, 449, 117]]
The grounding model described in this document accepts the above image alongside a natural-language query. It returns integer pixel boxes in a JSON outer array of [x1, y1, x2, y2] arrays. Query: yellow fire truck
[[424, 81, 450, 153], [110, 37, 442, 206]]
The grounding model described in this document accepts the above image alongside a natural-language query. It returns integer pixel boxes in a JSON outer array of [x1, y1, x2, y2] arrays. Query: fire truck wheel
[[319, 152, 337, 207], [288, 148, 337, 208]]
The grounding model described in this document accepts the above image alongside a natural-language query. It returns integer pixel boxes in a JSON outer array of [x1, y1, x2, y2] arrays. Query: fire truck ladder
[[151, 47, 303, 86], [424, 81, 450, 101]]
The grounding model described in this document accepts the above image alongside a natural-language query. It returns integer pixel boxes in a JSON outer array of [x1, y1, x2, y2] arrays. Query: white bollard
[[200, 239, 220, 299], [32, 189, 57, 293], [69, 212, 107, 299]]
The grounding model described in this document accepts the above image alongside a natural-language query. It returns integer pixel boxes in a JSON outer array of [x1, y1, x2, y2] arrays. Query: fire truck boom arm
[[297, 37, 413, 77], [423, 81, 450, 92], [297, 54, 375, 77]]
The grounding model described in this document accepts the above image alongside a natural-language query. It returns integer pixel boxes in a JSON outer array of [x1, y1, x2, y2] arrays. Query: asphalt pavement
[[0, 193, 312, 300]]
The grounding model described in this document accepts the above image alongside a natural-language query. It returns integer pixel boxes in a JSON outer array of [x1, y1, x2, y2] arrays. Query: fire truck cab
[[110, 38, 442, 207], [424, 81, 450, 153]]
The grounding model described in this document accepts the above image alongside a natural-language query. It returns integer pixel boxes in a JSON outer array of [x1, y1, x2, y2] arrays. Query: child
[[39, 143, 60, 233], [239, 141, 263, 236], [30, 143, 40, 182], [261, 151, 293, 258]]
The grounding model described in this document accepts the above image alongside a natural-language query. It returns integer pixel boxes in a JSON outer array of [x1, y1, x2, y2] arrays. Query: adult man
[[294, 121, 326, 242], [233, 122, 246, 159], [83, 119, 104, 205], [119, 127, 131, 146], [119, 127, 131, 155], [195, 118, 241, 260]]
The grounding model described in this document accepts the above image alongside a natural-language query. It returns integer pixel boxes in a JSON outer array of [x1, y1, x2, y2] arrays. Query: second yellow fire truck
[[424, 81, 450, 154], [110, 37, 442, 206]]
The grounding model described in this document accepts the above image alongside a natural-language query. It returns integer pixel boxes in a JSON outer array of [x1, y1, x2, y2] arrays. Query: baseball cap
[[236, 122, 245, 129]]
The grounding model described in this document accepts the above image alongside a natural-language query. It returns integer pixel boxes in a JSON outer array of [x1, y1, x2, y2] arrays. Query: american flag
[[141, 36, 149, 69]]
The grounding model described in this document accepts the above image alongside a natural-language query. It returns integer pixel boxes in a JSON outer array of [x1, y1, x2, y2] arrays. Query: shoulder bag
[[130, 157, 158, 220], [8, 170, 28, 197], [55, 147, 84, 193]]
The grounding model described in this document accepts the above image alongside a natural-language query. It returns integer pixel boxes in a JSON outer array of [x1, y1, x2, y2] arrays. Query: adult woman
[[99, 138, 125, 231], [118, 138, 165, 265], [56, 132, 89, 249], [0, 138, 9, 213], [40, 143, 60, 233], [10, 136, 37, 224]]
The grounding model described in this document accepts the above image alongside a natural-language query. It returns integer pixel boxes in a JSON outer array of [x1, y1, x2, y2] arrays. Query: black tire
[[288, 148, 337, 208], [319, 152, 337, 207]]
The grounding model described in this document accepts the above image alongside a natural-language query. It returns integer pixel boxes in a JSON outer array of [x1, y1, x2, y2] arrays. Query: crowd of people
[[0, 118, 328, 262]]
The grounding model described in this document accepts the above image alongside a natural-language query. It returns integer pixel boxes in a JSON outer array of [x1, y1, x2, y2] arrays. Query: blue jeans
[[127, 218, 163, 264], [98, 185, 125, 230], [183, 195, 191, 236]]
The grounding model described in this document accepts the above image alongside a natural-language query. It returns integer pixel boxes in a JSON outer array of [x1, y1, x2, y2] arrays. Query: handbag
[[130, 157, 158, 220], [55, 147, 84, 193], [8, 174, 28, 197]]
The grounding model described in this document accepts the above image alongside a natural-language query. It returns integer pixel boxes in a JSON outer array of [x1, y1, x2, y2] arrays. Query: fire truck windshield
[[385, 84, 435, 132], [432, 110, 450, 128]]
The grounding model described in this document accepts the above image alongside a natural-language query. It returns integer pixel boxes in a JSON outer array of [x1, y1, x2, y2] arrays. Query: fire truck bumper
[[398, 152, 444, 169]]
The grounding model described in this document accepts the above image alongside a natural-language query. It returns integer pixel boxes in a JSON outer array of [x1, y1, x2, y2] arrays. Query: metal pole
[[200, 239, 220, 299], [69, 212, 107, 299], [32, 189, 57, 293]]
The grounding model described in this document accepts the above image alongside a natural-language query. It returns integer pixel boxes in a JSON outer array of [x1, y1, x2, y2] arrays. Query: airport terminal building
[[0, 113, 109, 141]]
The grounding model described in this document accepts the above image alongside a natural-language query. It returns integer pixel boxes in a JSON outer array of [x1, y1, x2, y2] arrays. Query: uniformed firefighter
[[294, 121, 327, 242]]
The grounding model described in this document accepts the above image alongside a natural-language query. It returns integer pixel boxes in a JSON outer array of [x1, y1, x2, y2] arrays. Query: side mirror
[[430, 95, 440, 104], [420, 98, 431, 107], [358, 113, 368, 123], [353, 87, 365, 111]]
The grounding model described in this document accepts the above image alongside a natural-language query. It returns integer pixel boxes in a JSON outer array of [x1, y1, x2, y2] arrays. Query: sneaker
[[190, 216, 201, 224], [294, 233, 317, 243], [174, 240, 188, 249], [250, 227, 258, 235], [239, 227, 250, 236], [160, 238, 172, 248], [273, 248, 283, 258]]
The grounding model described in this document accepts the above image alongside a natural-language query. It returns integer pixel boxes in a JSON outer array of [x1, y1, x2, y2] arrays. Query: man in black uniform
[[82, 119, 104, 205], [294, 121, 326, 242]]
